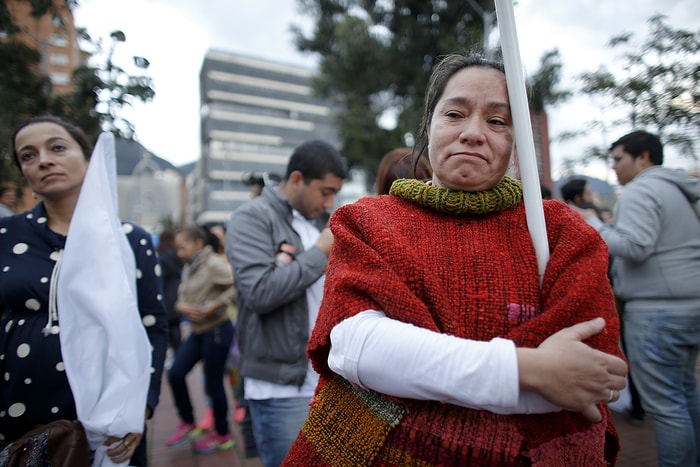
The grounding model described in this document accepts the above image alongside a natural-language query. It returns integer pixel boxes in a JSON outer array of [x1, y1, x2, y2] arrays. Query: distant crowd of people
[[2, 51, 700, 467]]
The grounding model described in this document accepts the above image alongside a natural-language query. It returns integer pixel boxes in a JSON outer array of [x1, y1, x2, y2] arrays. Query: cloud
[[74, 0, 700, 174], [74, 0, 315, 166], [514, 0, 700, 177]]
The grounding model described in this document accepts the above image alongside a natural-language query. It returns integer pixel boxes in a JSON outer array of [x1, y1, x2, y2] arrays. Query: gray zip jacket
[[226, 186, 328, 386], [588, 166, 700, 310]]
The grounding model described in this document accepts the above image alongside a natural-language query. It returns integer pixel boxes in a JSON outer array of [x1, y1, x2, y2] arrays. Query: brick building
[[4, 0, 85, 95]]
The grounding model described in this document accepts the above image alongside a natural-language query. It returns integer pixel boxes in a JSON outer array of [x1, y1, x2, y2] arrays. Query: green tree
[[578, 15, 700, 164], [0, 0, 155, 182], [79, 29, 155, 139], [293, 0, 494, 172], [528, 50, 571, 113]]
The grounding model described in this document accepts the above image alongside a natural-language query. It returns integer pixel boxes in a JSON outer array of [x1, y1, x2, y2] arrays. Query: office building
[[194, 50, 339, 223]]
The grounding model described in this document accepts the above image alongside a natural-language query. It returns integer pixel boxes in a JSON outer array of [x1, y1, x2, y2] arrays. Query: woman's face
[[14, 122, 89, 200], [428, 67, 514, 192], [175, 233, 202, 262]]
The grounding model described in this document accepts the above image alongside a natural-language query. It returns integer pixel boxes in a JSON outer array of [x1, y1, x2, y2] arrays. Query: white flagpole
[[494, 0, 550, 284]]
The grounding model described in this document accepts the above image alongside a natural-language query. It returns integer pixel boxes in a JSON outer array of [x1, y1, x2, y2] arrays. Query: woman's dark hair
[[376, 147, 432, 195], [177, 225, 210, 246], [175, 223, 224, 254], [412, 53, 506, 169], [201, 222, 225, 254], [11, 115, 93, 169], [157, 228, 176, 253]]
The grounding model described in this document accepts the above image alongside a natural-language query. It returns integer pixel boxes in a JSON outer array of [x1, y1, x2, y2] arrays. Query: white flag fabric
[[57, 132, 151, 466]]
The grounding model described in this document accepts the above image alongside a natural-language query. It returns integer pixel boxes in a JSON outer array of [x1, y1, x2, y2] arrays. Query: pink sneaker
[[197, 407, 214, 432], [194, 431, 235, 454], [166, 421, 200, 446]]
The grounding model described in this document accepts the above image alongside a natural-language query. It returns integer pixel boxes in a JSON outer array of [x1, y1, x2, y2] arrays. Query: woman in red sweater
[[283, 53, 627, 466]]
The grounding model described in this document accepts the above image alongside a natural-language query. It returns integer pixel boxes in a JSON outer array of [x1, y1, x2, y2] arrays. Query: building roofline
[[204, 48, 316, 77]]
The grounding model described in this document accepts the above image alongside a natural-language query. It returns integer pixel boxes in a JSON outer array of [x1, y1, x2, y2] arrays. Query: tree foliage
[[0, 0, 155, 183], [293, 1, 570, 176], [83, 29, 156, 139], [579, 15, 700, 163], [293, 0, 494, 171], [528, 49, 571, 113]]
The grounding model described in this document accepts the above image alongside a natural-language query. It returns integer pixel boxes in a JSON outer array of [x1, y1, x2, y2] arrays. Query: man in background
[[575, 130, 700, 466], [226, 140, 347, 467], [560, 177, 598, 210]]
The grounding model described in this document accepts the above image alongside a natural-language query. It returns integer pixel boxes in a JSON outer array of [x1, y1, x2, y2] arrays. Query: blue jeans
[[624, 307, 700, 466], [168, 320, 234, 435], [247, 397, 310, 467]]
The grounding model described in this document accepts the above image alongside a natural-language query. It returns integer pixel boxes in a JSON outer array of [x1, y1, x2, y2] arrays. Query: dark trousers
[[168, 321, 234, 435], [168, 319, 182, 351]]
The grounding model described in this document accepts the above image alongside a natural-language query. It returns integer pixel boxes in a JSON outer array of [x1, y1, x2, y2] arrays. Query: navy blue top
[[0, 203, 168, 442]]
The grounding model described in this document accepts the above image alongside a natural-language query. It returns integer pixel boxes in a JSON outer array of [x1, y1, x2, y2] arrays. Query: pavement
[[145, 362, 256, 467], [612, 410, 658, 467], [143, 361, 660, 467]]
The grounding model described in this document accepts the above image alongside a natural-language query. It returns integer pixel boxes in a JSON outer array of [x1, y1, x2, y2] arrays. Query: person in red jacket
[[283, 53, 627, 466]]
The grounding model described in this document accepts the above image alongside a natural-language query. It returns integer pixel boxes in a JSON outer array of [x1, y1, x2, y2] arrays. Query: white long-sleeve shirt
[[329, 310, 560, 414]]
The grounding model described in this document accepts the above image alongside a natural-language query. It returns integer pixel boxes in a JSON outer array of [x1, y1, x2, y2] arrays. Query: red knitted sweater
[[284, 192, 622, 466]]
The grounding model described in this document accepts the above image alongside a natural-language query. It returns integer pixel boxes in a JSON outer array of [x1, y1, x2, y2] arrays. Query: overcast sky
[[73, 0, 700, 180]]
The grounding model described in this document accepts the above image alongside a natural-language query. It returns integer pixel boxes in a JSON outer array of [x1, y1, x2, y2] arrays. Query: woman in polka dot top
[[0, 115, 168, 466]]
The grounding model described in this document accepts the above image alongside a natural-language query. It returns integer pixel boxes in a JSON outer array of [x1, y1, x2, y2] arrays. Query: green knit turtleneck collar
[[389, 176, 523, 215]]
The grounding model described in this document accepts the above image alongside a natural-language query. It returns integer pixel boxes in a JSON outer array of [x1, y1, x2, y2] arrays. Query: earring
[[31, 192, 37, 199]]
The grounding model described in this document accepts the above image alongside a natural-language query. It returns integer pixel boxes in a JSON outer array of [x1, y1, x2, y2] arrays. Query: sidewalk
[[613, 410, 657, 466], [146, 363, 255, 467], [145, 362, 659, 466]]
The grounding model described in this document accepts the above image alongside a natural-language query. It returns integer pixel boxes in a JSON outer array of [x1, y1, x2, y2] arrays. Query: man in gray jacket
[[576, 130, 700, 466], [226, 140, 346, 467]]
